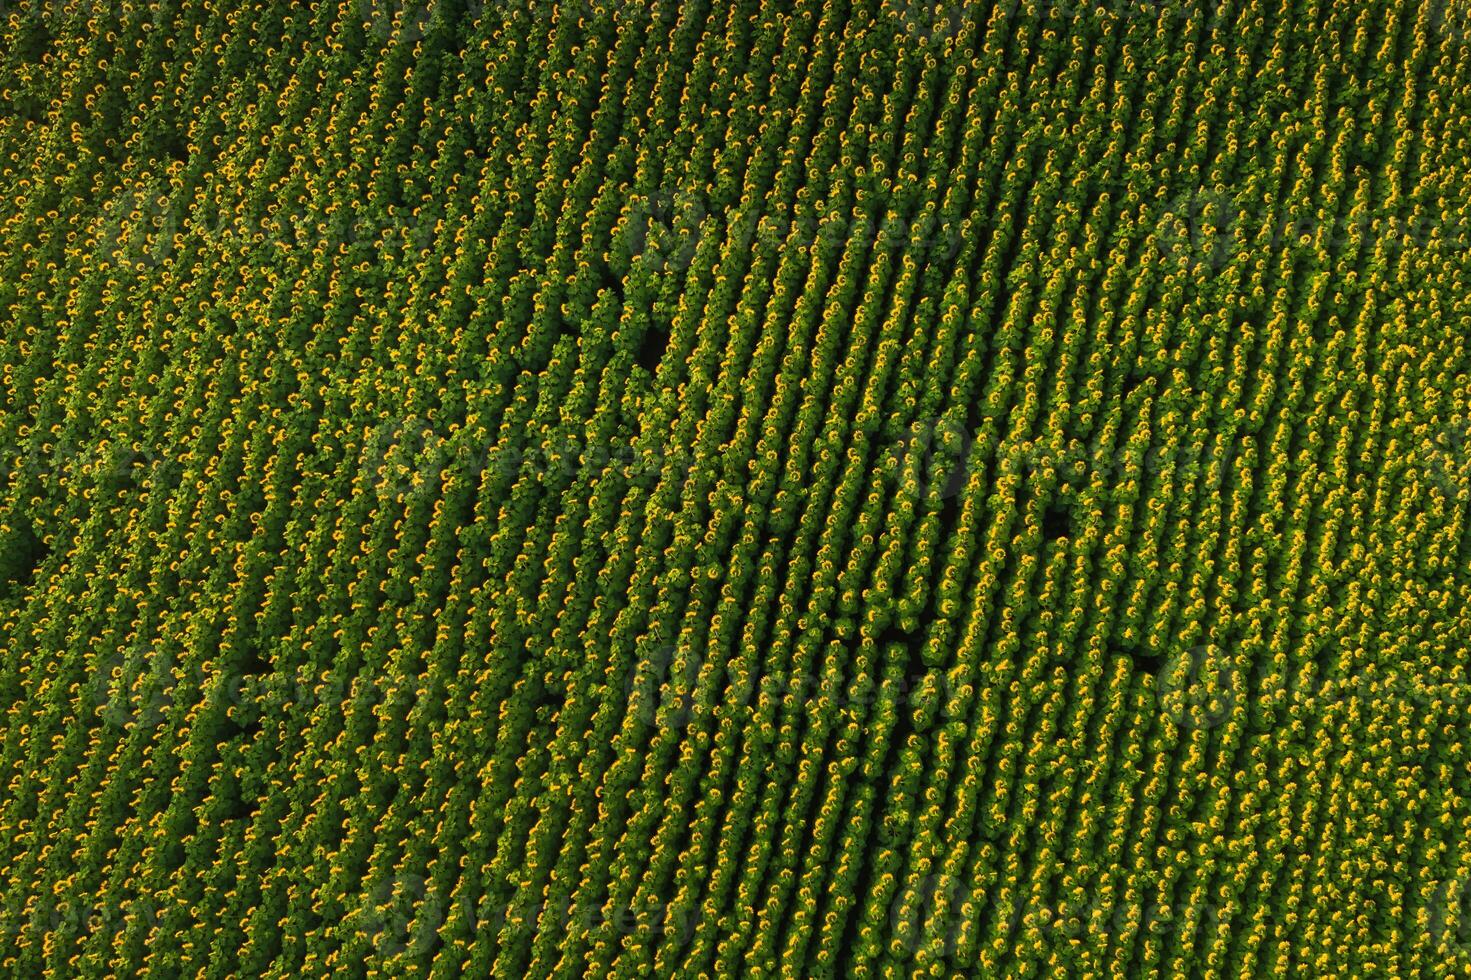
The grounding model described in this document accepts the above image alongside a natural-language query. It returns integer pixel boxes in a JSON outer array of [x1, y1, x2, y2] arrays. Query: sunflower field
[[1, 0, 1470, 977]]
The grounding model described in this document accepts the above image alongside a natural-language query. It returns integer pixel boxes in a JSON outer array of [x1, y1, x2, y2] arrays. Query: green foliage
[[0, 0, 1468, 977]]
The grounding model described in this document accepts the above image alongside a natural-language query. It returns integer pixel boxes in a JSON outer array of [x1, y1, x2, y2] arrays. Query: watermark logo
[[1156, 182, 1462, 279], [359, 411, 706, 507], [1049, 0, 1219, 26], [97, 179, 184, 274], [886, 0, 974, 46], [626, 189, 708, 277], [359, 0, 488, 45], [355, 873, 445, 959], [1419, 415, 1471, 500], [0, 438, 181, 495], [362, 414, 454, 503], [96, 179, 435, 273], [885, 873, 1218, 966], [622, 643, 705, 731], [0, 893, 162, 947], [889, 873, 977, 962], [1157, 644, 1237, 732], [1425, 2, 1471, 48], [93, 641, 176, 731], [1427, 876, 1471, 964], [484, 894, 697, 951], [884, 414, 976, 506], [1085, 892, 1207, 944], [1156, 185, 1238, 274]]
